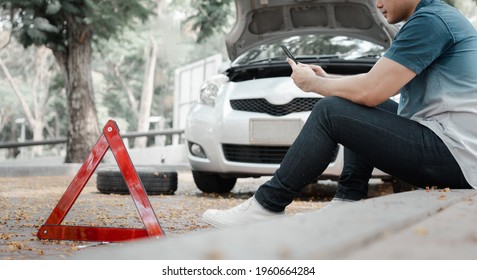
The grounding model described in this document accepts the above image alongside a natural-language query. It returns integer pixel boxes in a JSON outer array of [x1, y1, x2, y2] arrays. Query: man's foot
[[292, 198, 356, 217], [321, 198, 356, 210], [203, 196, 284, 228]]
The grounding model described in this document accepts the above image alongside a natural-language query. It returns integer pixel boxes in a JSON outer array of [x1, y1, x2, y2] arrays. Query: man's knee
[[316, 96, 351, 108], [312, 96, 351, 117]]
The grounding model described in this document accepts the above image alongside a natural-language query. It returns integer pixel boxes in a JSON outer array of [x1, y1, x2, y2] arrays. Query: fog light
[[190, 143, 207, 159]]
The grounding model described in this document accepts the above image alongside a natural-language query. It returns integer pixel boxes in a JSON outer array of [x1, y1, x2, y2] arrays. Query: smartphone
[[280, 44, 298, 64]]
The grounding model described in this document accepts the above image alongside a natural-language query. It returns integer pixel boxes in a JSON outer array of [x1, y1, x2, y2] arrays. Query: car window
[[232, 34, 385, 66]]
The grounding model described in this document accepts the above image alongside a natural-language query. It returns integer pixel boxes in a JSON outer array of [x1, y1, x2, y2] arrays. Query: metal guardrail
[[0, 129, 185, 149]]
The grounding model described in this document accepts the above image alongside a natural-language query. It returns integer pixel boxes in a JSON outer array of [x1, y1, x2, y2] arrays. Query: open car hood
[[226, 0, 398, 61]]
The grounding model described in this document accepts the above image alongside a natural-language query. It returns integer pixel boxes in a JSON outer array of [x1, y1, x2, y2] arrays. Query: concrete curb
[[73, 189, 477, 260], [0, 164, 83, 177]]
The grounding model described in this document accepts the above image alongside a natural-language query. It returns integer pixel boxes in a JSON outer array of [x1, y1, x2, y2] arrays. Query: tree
[[1, 30, 66, 158], [179, 0, 235, 43], [0, 44, 56, 156], [0, 0, 154, 162], [134, 36, 158, 148], [94, 1, 170, 148]]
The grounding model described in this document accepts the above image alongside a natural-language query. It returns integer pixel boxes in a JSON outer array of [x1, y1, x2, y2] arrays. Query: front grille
[[223, 144, 290, 164], [230, 98, 320, 116], [223, 144, 340, 164]]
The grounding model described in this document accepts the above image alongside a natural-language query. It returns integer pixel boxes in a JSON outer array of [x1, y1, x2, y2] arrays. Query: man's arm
[[288, 57, 416, 107]]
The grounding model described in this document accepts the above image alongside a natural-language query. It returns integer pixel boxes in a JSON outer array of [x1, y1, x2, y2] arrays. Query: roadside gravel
[[0, 171, 391, 259]]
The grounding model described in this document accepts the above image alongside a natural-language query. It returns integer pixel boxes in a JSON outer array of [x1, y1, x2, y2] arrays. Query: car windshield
[[232, 34, 386, 66]]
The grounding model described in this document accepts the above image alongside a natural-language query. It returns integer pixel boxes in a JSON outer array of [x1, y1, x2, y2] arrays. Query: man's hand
[[287, 58, 325, 93], [309, 64, 328, 77]]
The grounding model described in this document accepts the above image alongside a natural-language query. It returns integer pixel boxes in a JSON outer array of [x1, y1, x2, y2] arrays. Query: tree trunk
[[134, 38, 158, 148], [53, 16, 100, 163], [113, 59, 139, 121], [0, 107, 11, 133], [30, 46, 54, 156]]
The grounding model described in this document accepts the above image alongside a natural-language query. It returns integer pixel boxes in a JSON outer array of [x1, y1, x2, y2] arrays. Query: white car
[[185, 0, 399, 193]]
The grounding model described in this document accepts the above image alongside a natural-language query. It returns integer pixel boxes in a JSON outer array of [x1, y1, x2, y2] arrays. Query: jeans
[[255, 96, 471, 212]]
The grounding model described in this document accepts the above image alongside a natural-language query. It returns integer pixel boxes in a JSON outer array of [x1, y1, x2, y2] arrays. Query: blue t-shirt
[[383, 0, 477, 188]]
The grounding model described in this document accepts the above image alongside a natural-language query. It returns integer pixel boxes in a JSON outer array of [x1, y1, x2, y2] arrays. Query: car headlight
[[199, 74, 229, 106]]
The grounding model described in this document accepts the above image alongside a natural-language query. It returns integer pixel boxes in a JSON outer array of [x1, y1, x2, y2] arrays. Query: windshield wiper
[[245, 54, 354, 65], [313, 55, 342, 59], [247, 57, 287, 65], [346, 54, 382, 59]]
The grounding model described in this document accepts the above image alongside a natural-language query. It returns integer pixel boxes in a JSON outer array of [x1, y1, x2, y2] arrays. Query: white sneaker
[[203, 196, 284, 229], [321, 198, 355, 210], [293, 198, 355, 217]]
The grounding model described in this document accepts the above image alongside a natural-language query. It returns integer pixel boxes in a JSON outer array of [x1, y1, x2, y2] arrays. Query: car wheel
[[390, 177, 419, 193], [192, 171, 236, 193], [96, 166, 177, 195]]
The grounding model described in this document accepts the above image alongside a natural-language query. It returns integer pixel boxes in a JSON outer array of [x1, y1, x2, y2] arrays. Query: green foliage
[[185, 0, 235, 43], [1, 0, 155, 52]]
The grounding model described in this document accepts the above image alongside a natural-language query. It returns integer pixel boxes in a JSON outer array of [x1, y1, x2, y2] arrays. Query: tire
[[192, 171, 236, 193], [96, 166, 177, 195]]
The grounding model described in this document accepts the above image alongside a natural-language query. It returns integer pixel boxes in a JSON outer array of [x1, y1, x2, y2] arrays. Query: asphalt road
[[0, 171, 392, 260]]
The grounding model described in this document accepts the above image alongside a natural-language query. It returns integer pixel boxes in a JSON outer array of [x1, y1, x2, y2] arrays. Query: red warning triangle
[[37, 119, 165, 242]]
